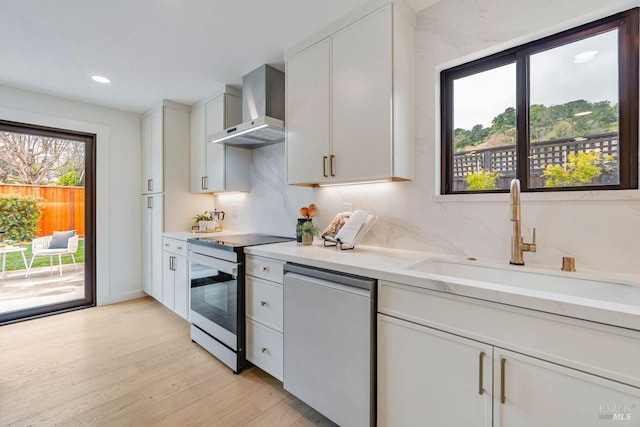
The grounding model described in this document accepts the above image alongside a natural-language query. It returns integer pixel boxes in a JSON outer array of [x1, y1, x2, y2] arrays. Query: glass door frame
[[0, 119, 96, 325]]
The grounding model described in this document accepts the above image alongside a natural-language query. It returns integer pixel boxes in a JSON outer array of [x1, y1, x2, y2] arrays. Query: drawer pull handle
[[260, 301, 267, 306], [164, 243, 169, 247], [261, 347, 268, 353], [500, 357, 506, 404], [478, 351, 485, 395], [177, 246, 182, 250], [261, 266, 269, 272]]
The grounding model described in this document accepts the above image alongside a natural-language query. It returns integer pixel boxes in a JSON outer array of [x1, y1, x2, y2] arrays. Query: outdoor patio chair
[[26, 232, 79, 278]]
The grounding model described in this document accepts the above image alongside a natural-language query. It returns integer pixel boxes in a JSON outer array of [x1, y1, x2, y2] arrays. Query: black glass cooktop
[[189, 233, 294, 250]]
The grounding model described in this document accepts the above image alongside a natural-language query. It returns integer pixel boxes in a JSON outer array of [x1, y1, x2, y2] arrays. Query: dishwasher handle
[[284, 263, 375, 291]]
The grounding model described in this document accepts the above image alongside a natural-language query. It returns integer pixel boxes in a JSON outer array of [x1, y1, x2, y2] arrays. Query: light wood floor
[[0, 297, 336, 426]]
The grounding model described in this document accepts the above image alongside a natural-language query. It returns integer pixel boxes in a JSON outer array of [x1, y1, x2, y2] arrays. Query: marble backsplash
[[216, 0, 640, 276]]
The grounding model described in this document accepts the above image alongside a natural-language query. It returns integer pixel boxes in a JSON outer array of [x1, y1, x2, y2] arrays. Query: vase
[[296, 218, 307, 242], [301, 234, 313, 246]]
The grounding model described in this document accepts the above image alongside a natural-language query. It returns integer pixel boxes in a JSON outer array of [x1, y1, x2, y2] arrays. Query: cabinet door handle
[[261, 347, 268, 353], [500, 357, 506, 404], [202, 176, 208, 190], [260, 300, 267, 307], [329, 154, 335, 177], [478, 351, 485, 395], [147, 179, 153, 192], [177, 246, 183, 250], [168, 256, 173, 271], [147, 196, 153, 209], [322, 156, 328, 178]]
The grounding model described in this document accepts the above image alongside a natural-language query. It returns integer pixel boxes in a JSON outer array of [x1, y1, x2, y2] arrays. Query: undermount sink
[[409, 258, 640, 306]]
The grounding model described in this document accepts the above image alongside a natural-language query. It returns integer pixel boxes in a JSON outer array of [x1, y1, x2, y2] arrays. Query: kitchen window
[[440, 8, 638, 194]]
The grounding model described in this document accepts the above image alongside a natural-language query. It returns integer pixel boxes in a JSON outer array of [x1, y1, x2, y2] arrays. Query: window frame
[[441, 8, 639, 194]]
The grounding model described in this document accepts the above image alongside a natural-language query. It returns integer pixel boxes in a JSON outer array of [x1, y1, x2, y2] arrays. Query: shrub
[[542, 151, 613, 187], [465, 169, 502, 191], [0, 194, 44, 241], [56, 170, 81, 186]]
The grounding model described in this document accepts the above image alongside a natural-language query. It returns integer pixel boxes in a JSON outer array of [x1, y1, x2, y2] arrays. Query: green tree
[[454, 124, 491, 152], [454, 99, 618, 151], [491, 107, 516, 132], [56, 170, 81, 186]]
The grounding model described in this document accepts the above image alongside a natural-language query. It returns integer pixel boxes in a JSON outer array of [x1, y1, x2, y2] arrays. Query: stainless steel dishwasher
[[283, 263, 376, 427]]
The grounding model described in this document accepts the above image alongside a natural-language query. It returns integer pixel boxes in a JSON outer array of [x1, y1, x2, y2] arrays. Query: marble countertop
[[162, 230, 241, 240], [246, 241, 640, 332]]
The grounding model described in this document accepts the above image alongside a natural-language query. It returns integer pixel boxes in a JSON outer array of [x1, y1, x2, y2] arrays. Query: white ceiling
[[1, 0, 440, 113]]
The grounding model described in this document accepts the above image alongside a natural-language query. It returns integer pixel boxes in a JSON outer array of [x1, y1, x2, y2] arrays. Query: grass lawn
[[2, 239, 85, 271]]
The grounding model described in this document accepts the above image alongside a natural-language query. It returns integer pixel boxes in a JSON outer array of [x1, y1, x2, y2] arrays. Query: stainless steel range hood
[[208, 65, 285, 149]]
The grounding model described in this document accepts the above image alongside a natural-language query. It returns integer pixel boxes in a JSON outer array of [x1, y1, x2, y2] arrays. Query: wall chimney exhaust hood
[[208, 65, 285, 149]]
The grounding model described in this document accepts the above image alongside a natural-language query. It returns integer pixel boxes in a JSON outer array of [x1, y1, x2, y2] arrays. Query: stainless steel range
[[187, 233, 293, 373]]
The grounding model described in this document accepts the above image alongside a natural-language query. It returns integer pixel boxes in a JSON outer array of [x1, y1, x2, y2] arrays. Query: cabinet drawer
[[162, 237, 187, 256], [246, 319, 283, 381], [246, 276, 283, 332], [246, 255, 285, 283]]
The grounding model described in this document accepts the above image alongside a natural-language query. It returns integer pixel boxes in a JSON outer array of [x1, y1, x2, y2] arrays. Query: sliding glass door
[[0, 120, 95, 324]]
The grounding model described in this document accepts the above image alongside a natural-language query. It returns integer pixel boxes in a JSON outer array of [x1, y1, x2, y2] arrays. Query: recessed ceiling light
[[573, 50, 598, 63], [91, 75, 111, 84]]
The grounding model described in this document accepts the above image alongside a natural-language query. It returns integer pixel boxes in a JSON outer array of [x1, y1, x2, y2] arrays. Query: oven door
[[189, 252, 239, 350]]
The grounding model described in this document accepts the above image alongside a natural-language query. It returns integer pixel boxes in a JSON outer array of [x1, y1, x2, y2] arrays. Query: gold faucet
[[509, 179, 536, 265]]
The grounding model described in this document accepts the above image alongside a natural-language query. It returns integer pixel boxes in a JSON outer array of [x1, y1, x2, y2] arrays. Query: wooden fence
[[0, 184, 84, 237], [453, 132, 618, 191]]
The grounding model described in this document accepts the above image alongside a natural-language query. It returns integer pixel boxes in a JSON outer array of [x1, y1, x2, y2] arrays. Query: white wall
[[0, 85, 143, 304], [217, 0, 640, 276]]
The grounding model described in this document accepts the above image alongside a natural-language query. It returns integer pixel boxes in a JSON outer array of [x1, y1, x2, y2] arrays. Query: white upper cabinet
[[286, 39, 331, 184], [285, 0, 415, 186], [141, 107, 163, 194], [190, 89, 249, 193], [189, 103, 206, 192], [331, 6, 393, 182]]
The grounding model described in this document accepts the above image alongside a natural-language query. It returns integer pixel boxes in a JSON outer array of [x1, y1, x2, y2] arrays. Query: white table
[[0, 246, 28, 279]]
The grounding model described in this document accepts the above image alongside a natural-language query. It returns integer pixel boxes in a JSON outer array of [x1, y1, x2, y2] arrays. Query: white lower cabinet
[[246, 319, 284, 381], [161, 237, 189, 320], [142, 194, 163, 300], [378, 315, 492, 426], [494, 348, 640, 426], [377, 281, 640, 426], [245, 255, 285, 380]]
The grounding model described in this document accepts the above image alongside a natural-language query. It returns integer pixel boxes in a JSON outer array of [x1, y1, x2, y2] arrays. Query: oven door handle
[[189, 252, 238, 277]]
